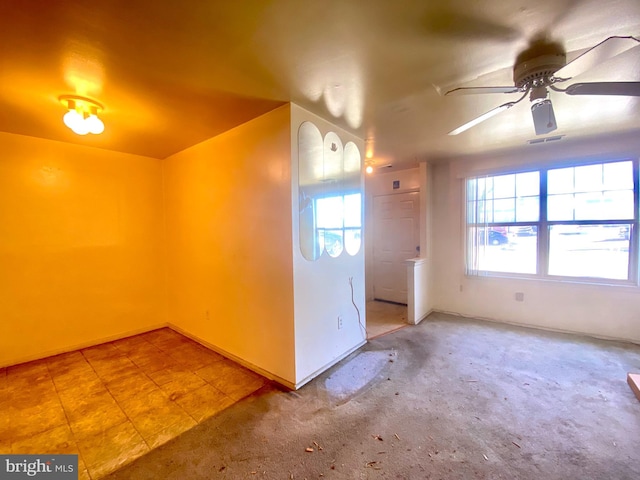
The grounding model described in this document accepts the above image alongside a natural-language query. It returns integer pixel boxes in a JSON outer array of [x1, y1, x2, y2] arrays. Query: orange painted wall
[[0, 132, 166, 366], [164, 105, 295, 384]]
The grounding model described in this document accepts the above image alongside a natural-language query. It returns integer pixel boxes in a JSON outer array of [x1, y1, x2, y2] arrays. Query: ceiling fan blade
[[448, 102, 517, 135], [445, 86, 520, 96], [564, 82, 640, 96], [554, 36, 640, 79]]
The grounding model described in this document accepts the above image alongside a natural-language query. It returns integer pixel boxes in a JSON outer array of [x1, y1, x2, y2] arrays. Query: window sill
[[465, 272, 640, 292]]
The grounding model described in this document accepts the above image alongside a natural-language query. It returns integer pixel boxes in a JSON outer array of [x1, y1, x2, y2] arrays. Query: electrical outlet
[[515, 292, 524, 302], [338, 315, 343, 330]]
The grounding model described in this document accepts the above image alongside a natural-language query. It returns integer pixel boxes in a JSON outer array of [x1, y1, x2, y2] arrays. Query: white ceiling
[[1, 0, 640, 169]]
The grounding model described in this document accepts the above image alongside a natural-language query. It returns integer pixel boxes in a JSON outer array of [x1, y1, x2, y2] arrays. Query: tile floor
[[0, 328, 267, 479], [366, 300, 408, 339]]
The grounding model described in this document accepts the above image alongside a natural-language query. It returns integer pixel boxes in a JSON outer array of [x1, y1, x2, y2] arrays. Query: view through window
[[316, 193, 362, 257], [466, 159, 638, 283]]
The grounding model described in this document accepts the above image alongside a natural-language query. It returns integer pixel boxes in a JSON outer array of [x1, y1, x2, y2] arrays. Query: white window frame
[[465, 158, 640, 285]]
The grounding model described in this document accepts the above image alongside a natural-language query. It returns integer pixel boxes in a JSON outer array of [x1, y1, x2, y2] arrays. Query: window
[[316, 193, 362, 257], [466, 159, 639, 284]]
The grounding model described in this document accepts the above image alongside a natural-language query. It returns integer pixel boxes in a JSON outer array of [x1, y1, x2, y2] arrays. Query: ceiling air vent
[[527, 135, 565, 145]]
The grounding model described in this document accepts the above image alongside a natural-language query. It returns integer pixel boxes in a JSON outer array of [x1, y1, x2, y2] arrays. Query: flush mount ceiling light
[[59, 95, 104, 135]]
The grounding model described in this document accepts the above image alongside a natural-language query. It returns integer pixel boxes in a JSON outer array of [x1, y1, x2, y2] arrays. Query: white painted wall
[[431, 132, 640, 343], [291, 104, 366, 387]]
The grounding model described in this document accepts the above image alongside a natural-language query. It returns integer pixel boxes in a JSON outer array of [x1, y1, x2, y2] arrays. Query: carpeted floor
[[104, 312, 640, 480]]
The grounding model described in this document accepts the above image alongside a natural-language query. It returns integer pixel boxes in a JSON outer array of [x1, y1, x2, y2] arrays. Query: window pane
[[516, 171, 539, 197], [467, 178, 478, 201], [479, 177, 491, 200], [603, 190, 634, 219], [574, 192, 603, 220], [477, 200, 494, 223], [516, 196, 539, 222], [548, 194, 574, 221], [494, 198, 515, 222], [469, 227, 537, 274], [493, 174, 515, 198], [319, 229, 343, 257], [548, 167, 574, 194], [344, 193, 361, 227], [467, 201, 477, 224], [548, 224, 630, 280], [604, 161, 633, 190], [344, 228, 361, 255], [316, 196, 343, 228], [575, 164, 603, 192]]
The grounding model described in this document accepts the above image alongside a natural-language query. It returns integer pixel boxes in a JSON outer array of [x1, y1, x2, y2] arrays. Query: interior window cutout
[[297, 122, 363, 261]]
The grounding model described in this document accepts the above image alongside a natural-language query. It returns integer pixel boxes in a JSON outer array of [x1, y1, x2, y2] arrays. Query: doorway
[[368, 191, 420, 338]]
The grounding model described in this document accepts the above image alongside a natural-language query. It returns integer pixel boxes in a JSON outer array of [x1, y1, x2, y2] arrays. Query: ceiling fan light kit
[[446, 35, 640, 136]]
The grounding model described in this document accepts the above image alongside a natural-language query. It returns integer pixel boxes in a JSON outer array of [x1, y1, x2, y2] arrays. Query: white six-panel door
[[372, 191, 420, 304]]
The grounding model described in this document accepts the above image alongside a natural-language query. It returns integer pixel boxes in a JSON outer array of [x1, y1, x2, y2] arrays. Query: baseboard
[[431, 309, 640, 346], [0, 323, 170, 369], [414, 309, 433, 325], [293, 339, 367, 390], [167, 323, 297, 390]]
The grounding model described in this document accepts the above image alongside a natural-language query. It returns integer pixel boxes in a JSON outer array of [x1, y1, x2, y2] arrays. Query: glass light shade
[[63, 110, 82, 130], [86, 114, 104, 134], [71, 122, 90, 135], [365, 165, 373, 174], [70, 116, 90, 135]]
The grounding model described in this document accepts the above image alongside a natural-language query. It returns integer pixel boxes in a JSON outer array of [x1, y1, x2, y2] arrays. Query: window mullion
[[538, 169, 548, 276], [631, 159, 639, 282]]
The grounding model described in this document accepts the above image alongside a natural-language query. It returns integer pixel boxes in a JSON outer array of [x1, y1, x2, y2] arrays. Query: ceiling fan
[[445, 36, 640, 136]]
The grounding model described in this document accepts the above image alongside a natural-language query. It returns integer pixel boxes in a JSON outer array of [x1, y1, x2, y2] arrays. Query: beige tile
[[6, 360, 51, 391], [1, 398, 68, 442], [145, 415, 197, 449], [168, 343, 224, 370], [78, 421, 149, 479], [129, 400, 195, 439], [10, 424, 78, 454], [127, 346, 173, 373], [78, 467, 91, 480], [174, 384, 236, 423], [142, 328, 188, 347], [145, 364, 190, 386], [90, 357, 140, 382], [196, 360, 266, 401], [64, 391, 128, 440], [7, 359, 50, 379], [0, 367, 7, 393], [159, 371, 207, 401], [112, 335, 151, 354], [46, 350, 86, 368], [2, 376, 59, 410], [47, 355, 95, 380], [0, 407, 11, 451], [117, 388, 172, 418], [81, 343, 121, 362], [54, 372, 106, 398], [104, 371, 157, 402]]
